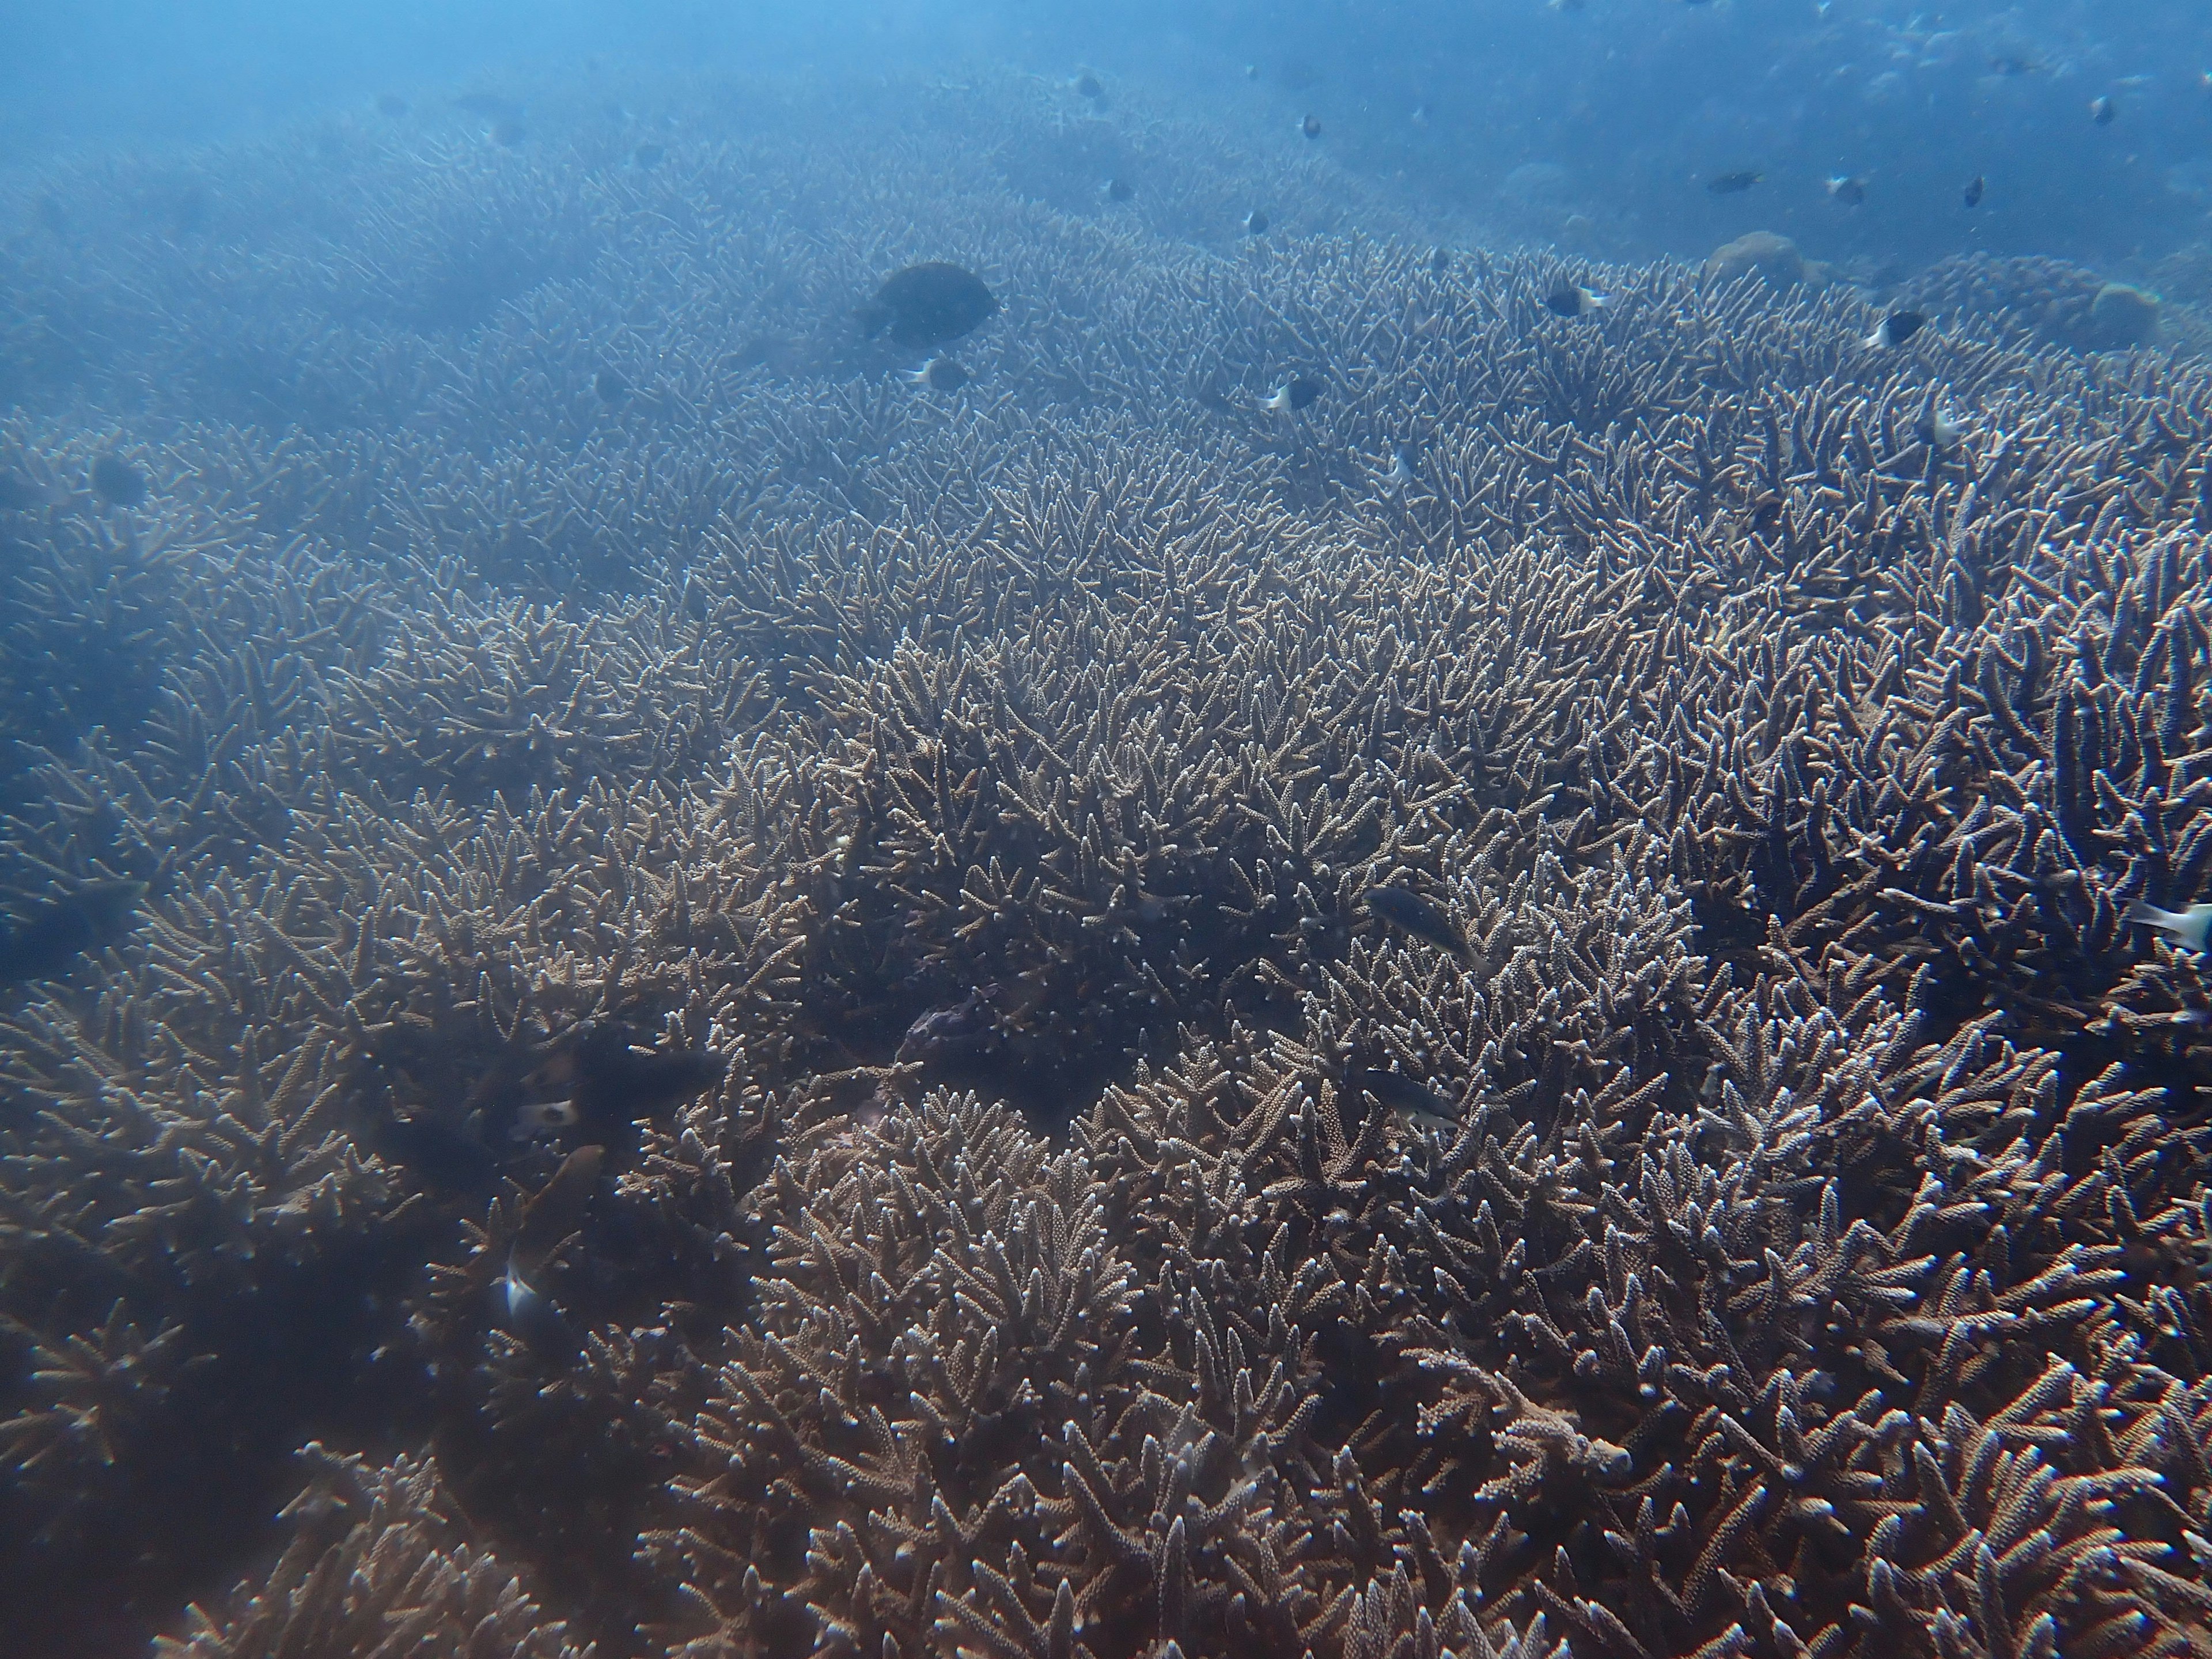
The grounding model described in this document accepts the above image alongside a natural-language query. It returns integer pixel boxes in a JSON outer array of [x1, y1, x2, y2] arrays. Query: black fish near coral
[[91, 451, 147, 506], [1544, 279, 1607, 317], [858, 261, 998, 350], [1365, 884, 1474, 963], [1863, 308, 1927, 348], [905, 356, 971, 391], [1263, 375, 1321, 412], [0, 880, 147, 984], [520, 1021, 726, 1146], [897, 984, 1004, 1066], [1705, 169, 1763, 194]]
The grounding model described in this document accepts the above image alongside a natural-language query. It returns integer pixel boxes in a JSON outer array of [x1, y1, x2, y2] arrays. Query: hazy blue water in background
[[6, 0, 2211, 272]]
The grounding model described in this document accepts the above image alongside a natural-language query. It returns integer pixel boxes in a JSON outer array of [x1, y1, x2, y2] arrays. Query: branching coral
[[1, 64, 2209, 1659]]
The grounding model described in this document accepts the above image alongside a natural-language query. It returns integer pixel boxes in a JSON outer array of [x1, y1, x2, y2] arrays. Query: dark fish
[[1430, 248, 1450, 274], [632, 142, 665, 168], [1746, 493, 1786, 534], [92, 453, 147, 507], [594, 368, 629, 403], [1962, 174, 1985, 208], [899, 985, 1003, 1066], [1301, 114, 1323, 139], [1544, 279, 1607, 317], [1244, 63, 1260, 81], [491, 119, 527, 147], [1264, 376, 1321, 413], [497, 1144, 604, 1353], [906, 357, 972, 392], [454, 92, 517, 117], [1863, 309, 1927, 349], [859, 262, 999, 351], [1365, 885, 1473, 963], [1706, 170, 1764, 194], [1359, 1070, 1464, 1134], [1244, 209, 1270, 236], [1989, 55, 2039, 77], [1825, 174, 1867, 206], [0, 880, 148, 984], [1103, 176, 1135, 202], [522, 1022, 725, 1144], [376, 93, 408, 118], [2090, 95, 2116, 125], [1071, 71, 1104, 100]]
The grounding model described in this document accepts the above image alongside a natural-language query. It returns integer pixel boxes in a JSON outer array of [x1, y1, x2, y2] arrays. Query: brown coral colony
[[4, 68, 2212, 1659]]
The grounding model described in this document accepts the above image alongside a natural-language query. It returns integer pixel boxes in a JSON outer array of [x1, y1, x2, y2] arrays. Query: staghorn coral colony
[[3, 70, 2212, 1659]]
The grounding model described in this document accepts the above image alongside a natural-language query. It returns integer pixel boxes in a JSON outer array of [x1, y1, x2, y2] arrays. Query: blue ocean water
[[4, 3, 2212, 1657]]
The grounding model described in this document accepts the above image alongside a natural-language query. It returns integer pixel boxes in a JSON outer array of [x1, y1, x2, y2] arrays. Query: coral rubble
[[3, 69, 2212, 1659]]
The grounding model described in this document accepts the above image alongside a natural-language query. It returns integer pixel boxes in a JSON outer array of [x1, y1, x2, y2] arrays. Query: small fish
[[1359, 1070, 1464, 1135], [92, 453, 147, 507], [1301, 113, 1323, 139], [0, 880, 149, 984], [1962, 173, 1986, 208], [1264, 376, 1321, 413], [2128, 901, 2212, 952], [375, 93, 408, 118], [1071, 70, 1104, 101], [2090, 95, 2116, 125], [1410, 103, 1431, 128], [1989, 55, 2039, 77], [593, 368, 629, 403], [513, 1099, 581, 1138], [494, 1248, 576, 1352], [632, 142, 665, 168], [1102, 177, 1135, 202], [1863, 309, 1927, 349], [1430, 248, 1451, 274], [1544, 279, 1607, 317], [905, 357, 972, 392], [491, 119, 527, 147], [1244, 64, 1260, 81], [454, 92, 518, 118], [1825, 174, 1867, 206], [1244, 209, 1270, 236], [1745, 493, 1786, 534], [1706, 169, 1764, 194], [1918, 403, 1965, 448], [899, 984, 1003, 1066], [859, 262, 998, 351], [524, 1024, 724, 1145], [1385, 444, 1418, 488], [1365, 885, 1474, 963]]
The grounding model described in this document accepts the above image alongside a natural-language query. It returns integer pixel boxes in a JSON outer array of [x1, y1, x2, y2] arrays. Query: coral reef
[[3, 66, 2212, 1659]]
